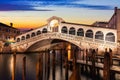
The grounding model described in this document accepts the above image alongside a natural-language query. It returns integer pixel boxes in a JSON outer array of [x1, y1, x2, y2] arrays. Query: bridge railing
[[105, 41, 117, 46], [12, 32, 79, 47], [95, 39, 104, 44], [84, 37, 93, 42], [12, 32, 117, 48]]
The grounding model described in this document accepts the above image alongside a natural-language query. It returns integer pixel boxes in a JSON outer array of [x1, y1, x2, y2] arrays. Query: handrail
[[12, 32, 117, 47]]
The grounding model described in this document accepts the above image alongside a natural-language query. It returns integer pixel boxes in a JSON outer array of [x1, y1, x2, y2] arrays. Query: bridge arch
[[36, 30, 41, 35], [17, 38, 20, 42], [26, 34, 30, 39], [21, 36, 25, 40], [42, 28, 47, 33], [105, 32, 115, 42], [26, 38, 82, 51], [77, 28, 84, 36], [61, 26, 68, 34], [31, 32, 36, 37], [85, 29, 93, 38], [69, 27, 76, 35], [95, 31, 104, 40], [14, 32, 84, 52]]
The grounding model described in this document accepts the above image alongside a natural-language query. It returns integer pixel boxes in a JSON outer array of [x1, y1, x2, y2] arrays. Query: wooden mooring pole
[[22, 57, 26, 80], [103, 49, 111, 80], [47, 49, 50, 80], [91, 49, 96, 80], [40, 53, 43, 80], [36, 53, 43, 80], [52, 50, 56, 80], [65, 49, 68, 80], [60, 49, 63, 76], [69, 48, 81, 80], [12, 53, 16, 80]]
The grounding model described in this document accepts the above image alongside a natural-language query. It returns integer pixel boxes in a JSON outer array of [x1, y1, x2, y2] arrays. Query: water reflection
[[0, 53, 101, 80], [0, 54, 11, 80], [0, 53, 119, 80]]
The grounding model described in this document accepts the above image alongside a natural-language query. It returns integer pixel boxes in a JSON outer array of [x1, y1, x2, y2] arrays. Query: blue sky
[[0, 0, 118, 11], [0, 0, 120, 29]]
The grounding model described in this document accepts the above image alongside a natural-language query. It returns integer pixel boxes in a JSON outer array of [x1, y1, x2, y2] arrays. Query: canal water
[[0, 53, 120, 80]]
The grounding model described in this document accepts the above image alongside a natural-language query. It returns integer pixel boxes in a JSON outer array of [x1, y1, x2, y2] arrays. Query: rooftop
[[0, 22, 17, 29]]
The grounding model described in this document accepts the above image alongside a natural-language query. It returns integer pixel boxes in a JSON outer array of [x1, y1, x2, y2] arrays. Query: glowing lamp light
[[7, 38, 15, 44], [50, 19, 59, 27]]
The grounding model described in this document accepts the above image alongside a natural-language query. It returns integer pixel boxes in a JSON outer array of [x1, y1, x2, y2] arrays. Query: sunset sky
[[0, 0, 120, 29]]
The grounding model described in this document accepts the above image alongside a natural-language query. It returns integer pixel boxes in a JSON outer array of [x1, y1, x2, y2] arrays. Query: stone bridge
[[11, 16, 118, 53], [11, 32, 117, 52]]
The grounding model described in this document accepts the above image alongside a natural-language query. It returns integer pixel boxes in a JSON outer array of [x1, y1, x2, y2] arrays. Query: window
[[21, 36, 25, 40], [61, 26, 68, 34], [42, 28, 47, 33], [85, 29, 93, 38], [69, 27, 76, 35], [26, 34, 30, 39], [31, 32, 36, 37], [37, 30, 41, 35], [77, 28, 84, 36], [17, 38, 20, 42], [95, 31, 104, 40], [105, 32, 115, 42]]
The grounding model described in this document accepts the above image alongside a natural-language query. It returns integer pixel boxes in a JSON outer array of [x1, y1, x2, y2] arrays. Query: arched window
[[85, 29, 93, 38], [42, 28, 47, 33], [26, 34, 30, 39], [105, 32, 115, 42], [61, 26, 68, 34], [77, 28, 84, 36], [95, 31, 104, 40], [69, 27, 76, 35], [37, 30, 41, 35], [17, 38, 20, 42], [31, 32, 36, 37], [21, 36, 25, 40]]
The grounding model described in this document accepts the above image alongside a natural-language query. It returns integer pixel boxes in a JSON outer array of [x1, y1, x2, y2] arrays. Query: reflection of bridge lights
[[50, 50, 53, 54], [117, 40, 120, 47], [67, 44, 71, 60], [10, 57, 13, 74]]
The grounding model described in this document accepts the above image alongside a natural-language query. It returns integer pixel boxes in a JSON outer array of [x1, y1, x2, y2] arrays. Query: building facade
[[0, 23, 20, 52]]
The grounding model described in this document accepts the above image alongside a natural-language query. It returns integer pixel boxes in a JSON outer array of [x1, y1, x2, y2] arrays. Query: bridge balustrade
[[84, 37, 93, 41], [106, 41, 116, 46], [13, 32, 117, 49], [95, 39, 104, 44]]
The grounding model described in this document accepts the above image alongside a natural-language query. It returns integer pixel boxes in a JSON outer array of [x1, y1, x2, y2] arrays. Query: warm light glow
[[67, 44, 71, 60], [7, 38, 15, 43], [50, 19, 59, 27], [10, 57, 13, 74]]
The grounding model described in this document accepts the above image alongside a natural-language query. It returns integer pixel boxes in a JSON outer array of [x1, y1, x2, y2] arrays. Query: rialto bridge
[[11, 16, 118, 54]]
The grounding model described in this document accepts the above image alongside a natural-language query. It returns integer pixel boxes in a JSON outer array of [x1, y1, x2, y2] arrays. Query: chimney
[[114, 7, 117, 15], [10, 23, 13, 27]]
